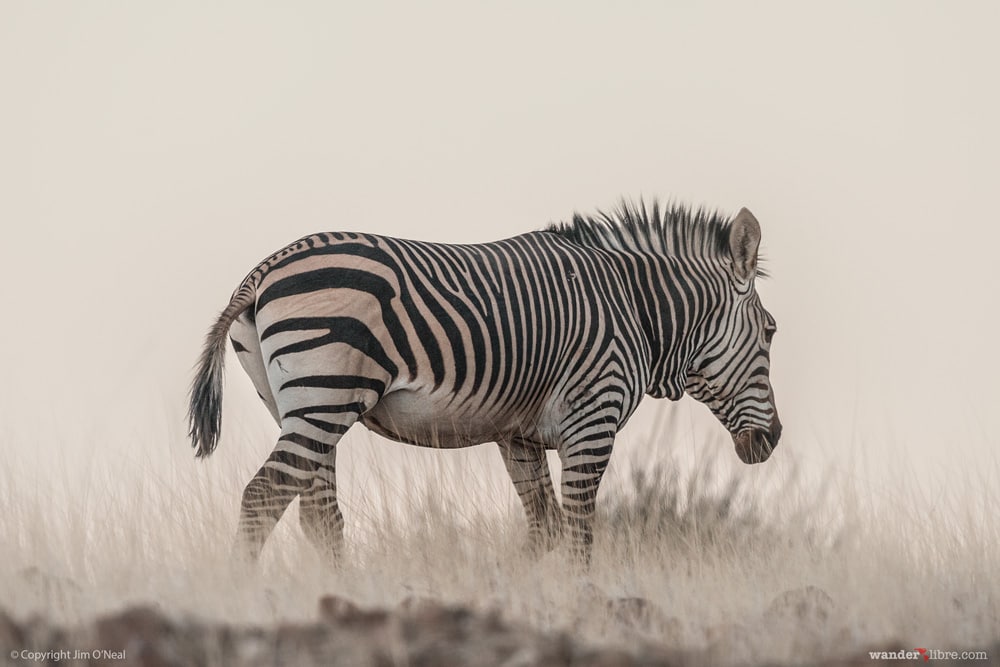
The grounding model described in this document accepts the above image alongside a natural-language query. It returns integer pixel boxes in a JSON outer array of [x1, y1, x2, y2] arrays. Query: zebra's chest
[[360, 389, 531, 448]]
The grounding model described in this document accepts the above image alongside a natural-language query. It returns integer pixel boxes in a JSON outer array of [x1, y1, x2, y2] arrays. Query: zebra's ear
[[729, 207, 761, 282]]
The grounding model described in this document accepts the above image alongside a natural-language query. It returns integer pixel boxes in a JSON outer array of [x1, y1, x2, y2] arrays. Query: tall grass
[[1, 427, 997, 666]]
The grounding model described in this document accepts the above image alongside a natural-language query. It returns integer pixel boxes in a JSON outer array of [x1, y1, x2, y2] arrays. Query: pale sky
[[1, 2, 997, 510]]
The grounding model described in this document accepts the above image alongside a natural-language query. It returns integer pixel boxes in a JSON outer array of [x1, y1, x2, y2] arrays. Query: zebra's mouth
[[733, 429, 774, 465]]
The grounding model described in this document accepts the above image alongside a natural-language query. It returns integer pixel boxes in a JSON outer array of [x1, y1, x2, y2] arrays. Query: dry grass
[[1, 428, 998, 666]]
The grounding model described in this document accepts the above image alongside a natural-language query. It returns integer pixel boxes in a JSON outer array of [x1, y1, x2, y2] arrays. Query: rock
[[764, 585, 836, 624], [758, 586, 839, 657], [318, 595, 391, 629], [764, 585, 835, 625], [93, 605, 183, 667], [0, 609, 24, 650], [399, 595, 440, 611], [317, 594, 361, 621], [605, 597, 678, 636]]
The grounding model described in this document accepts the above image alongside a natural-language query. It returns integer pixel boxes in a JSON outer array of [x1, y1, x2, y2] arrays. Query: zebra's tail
[[188, 283, 257, 458]]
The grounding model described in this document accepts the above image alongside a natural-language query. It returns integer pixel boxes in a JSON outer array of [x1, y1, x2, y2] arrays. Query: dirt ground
[[3, 594, 997, 667]]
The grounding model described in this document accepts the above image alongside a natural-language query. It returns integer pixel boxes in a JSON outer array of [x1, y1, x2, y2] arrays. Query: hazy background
[[1, 2, 997, 519]]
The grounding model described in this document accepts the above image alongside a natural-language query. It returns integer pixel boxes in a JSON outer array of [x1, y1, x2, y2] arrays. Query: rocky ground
[[3, 590, 996, 667]]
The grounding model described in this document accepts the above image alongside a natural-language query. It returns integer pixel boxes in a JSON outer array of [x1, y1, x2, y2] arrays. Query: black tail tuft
[[187, 286, 256, 458]]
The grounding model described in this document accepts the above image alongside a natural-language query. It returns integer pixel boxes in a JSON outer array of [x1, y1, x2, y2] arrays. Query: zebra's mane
[[545, 199, 766, 277]]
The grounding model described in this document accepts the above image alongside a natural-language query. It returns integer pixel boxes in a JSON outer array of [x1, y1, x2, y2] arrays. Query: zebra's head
[[683, 207, 781, 464]]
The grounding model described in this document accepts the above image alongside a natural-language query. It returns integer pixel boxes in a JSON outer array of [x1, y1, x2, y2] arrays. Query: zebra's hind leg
[[299, 461, 345, 562], [498, 438, 563, 555], [234, 429, 345, 562]]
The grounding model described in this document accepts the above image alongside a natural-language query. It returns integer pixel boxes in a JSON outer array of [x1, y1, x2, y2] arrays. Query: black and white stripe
[[188, 200, 781, 561]]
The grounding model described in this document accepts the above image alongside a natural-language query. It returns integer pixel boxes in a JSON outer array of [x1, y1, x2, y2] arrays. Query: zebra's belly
[[360, 389, 523, 448]]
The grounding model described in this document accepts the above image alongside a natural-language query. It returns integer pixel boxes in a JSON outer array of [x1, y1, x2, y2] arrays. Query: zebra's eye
[[763, 328, 775, 344]]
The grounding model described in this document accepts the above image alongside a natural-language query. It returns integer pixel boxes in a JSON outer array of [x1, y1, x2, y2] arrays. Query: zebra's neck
[[607, 250, 721, 401]]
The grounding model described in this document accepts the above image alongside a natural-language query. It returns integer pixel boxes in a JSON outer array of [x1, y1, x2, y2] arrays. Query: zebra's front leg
[[234, 430, 343, 561], [498, 438, 563, 555], [557, 427, 615, 564]]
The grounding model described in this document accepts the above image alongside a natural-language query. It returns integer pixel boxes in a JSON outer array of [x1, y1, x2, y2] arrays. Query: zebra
[[188, 200, 781, 562]]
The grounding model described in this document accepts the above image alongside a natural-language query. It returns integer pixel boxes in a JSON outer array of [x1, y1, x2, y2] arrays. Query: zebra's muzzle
[[733, 427, 776, 465]]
